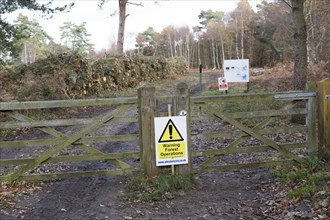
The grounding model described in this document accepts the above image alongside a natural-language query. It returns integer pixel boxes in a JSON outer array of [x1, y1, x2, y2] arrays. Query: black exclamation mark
[[169, 125, 173, 139]]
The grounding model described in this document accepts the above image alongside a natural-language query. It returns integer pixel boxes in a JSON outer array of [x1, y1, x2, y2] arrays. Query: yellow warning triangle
[[159, 119, 184, 142]]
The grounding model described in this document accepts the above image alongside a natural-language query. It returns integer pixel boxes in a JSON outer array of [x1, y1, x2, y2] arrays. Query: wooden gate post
[[306, 81, 317, 157], [138, 84, 159, 177], [317, 79, 330, 161], [174, 82, 192, 176], [307, 95, 317, 157]]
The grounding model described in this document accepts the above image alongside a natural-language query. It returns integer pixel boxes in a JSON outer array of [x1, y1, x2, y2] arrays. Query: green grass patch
[[288, 184, 317, 199], [270, 157, 330, 200], [122, 172, 195, 202], [202, 86, 245, 96]]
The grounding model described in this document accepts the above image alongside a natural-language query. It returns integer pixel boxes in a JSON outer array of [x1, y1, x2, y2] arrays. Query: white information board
[[224, 59, 249, 82], [154, 116, 188, 166]]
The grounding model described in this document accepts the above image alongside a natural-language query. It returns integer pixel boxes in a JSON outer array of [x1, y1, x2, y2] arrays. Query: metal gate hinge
[[274, 92, 316, 100]]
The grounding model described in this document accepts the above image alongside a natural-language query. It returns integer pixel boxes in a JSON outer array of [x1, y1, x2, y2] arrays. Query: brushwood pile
[[0, 54, 188, 101]]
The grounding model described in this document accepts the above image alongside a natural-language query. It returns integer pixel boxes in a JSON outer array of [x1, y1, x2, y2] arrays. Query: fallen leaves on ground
[[260, 163, 330, 220], [0, 181, 42, 214]]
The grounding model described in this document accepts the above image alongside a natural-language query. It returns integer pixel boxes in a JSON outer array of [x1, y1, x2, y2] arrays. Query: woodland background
[[0, 0, 329, 101], [1, 0, 329, 68]]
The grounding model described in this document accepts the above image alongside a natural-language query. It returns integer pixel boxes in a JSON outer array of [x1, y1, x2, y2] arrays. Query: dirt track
[[1, 169, 276, 220]]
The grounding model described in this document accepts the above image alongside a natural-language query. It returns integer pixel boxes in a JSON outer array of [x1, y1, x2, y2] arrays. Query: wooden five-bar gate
[[0, 98, 140, 183], [0, 79, 329, 182]]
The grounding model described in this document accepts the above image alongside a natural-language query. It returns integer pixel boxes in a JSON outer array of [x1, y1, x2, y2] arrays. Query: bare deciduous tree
[[289, 0, 308, 90]]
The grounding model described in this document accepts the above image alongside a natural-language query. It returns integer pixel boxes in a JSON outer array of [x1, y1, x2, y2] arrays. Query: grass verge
[[121, 172, 195, 202], [270, 157, 330, 200]]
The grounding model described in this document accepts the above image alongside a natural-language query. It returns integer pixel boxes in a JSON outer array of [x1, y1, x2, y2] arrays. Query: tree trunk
[[305, 0, 324, 64], [186, 35, 190, 69], [220, 33, 225, 69], [117, 0, 128, 56], [215, 40, 220, 69], [291, 0, 308, 124], [174, 40, 177, 57], [198, 40, 200, 65], [291, 0, 307, 90], [235, 19, 240, 59], [241, 16, 244, 59], [211, 38, 216, 69], [249, 25, 254, 64], [169, 33, 174, 57], [179, 37, 183, 57]]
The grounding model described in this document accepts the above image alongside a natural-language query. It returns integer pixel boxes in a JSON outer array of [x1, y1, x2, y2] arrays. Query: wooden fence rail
[[0, 97, 137, 110]]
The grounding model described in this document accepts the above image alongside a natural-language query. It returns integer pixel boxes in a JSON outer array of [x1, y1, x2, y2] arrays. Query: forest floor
[[0, 62, 329, 220]]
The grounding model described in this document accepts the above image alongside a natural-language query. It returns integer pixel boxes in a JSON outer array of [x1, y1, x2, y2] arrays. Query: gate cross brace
[[6, 106, 127, 183], [8, 112, 67, 139], [208, 109, 303, 163], [226, 118, 271, 150], [8, 109, 132, 170], [224, 100, 297, 151], [199, 118, 271, 168]]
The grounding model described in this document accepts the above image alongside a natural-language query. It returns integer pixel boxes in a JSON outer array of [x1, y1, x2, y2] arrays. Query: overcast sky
[[5, 0, 263, 51]]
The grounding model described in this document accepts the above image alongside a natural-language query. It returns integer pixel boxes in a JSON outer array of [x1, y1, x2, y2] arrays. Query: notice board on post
[[224, 59, 249, 82]]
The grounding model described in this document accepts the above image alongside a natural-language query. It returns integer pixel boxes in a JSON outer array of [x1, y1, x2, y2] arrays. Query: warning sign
[[218, 77, 228, 91], [158, 119, 184, 142], [154, 116, 188, 166]]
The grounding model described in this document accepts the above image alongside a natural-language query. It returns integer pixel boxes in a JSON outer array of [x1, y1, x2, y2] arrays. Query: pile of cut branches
[[1, 54, 187, 101], [91, 56, 187, 93]]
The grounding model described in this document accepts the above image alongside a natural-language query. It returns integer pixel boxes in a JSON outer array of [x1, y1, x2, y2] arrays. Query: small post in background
[[199, 64, 203, 93]]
